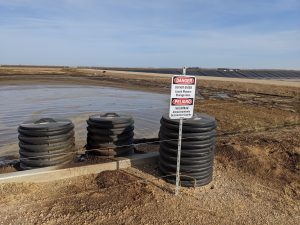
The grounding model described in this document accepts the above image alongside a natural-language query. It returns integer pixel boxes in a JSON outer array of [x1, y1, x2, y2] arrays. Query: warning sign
[[169, 75, 196, 119]]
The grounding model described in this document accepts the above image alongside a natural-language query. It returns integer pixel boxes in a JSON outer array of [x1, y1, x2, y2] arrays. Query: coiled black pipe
[[159, 113, 217, 187], [18, 118, 75, 170], [86, 113, 134, 156]]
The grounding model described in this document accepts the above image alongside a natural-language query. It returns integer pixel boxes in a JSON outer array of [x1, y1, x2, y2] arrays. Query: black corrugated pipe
[[159, 113, 217, 187], [86, 113, 134, 156], [18, 118, 75, 170]]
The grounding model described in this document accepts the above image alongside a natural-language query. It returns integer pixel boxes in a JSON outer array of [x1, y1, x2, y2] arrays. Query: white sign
[[169, 75, 196, 119]]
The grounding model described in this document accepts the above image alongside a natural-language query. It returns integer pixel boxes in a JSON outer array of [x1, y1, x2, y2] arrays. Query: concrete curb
[[0, 152, 158, 184]]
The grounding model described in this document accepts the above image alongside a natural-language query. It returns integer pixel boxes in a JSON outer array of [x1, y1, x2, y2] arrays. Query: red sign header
[[171, 98, 193, 106], [173, 76, 195, 85]]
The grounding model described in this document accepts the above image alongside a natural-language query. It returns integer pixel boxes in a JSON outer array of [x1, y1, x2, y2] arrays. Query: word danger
[[171, 98, 193, 106], [173, 76, 195, 85]]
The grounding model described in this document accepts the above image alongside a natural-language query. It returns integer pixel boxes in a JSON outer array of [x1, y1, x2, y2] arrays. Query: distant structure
[[217, 68, 240, 72], [89, 67, 300, 80]]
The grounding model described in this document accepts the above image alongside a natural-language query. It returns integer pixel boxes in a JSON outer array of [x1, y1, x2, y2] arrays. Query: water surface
[[0, 85, 169, 156]]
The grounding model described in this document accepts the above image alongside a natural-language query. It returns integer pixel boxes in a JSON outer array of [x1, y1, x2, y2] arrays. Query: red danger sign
[[171, 98, 193, 106], [173, 76, 195, 85]]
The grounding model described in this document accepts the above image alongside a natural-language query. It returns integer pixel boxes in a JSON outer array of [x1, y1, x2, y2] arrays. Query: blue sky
[[0, 0, 299, 69]]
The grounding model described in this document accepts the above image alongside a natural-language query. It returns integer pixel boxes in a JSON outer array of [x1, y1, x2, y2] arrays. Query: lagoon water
[[0, 85, 169, 156]]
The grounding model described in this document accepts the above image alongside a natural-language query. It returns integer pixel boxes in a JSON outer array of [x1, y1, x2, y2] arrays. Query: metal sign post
[[175, 66, 186, 195], [175, 117, 183, 195], [169, 66, 196, 195], [183, 66, 187, 76]]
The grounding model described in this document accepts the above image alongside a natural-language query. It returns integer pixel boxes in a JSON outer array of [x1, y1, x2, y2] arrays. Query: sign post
[[175, 117, 183, 195], [169, 67, 196, 195]]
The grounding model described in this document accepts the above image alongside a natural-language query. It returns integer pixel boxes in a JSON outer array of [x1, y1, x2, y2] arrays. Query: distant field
[[1, 65, 300, 80], [83, 67, 300, 80]]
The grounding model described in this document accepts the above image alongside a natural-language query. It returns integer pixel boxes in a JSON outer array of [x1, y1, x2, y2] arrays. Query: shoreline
[[0, 67, 299, 97], [0, 75, 170, 95]]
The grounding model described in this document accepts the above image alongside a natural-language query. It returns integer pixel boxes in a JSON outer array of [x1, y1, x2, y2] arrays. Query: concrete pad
[[0, 152, 158, 184]]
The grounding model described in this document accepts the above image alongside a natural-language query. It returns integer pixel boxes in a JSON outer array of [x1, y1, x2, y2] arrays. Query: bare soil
[[0, 127, 299, 225], [0, 67, 299, 224]]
